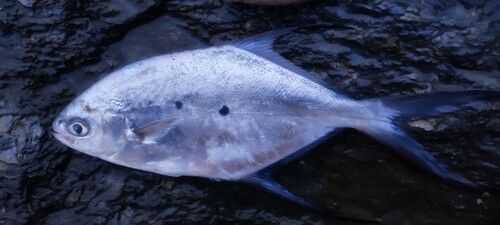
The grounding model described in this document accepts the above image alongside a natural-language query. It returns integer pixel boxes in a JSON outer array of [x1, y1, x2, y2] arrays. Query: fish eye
[[67, 118, 90, 137]]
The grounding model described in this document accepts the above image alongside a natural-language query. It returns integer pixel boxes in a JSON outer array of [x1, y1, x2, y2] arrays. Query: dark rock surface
[[1, 0, 499, 224]]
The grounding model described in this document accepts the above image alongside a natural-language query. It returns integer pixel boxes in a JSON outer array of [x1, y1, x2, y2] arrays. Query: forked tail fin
[[361, 90, 499, 188]]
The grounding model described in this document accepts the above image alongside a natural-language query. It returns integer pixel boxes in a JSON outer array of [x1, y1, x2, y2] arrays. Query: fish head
[[52, 97, 126, 158], [53, 95, 199, 177]]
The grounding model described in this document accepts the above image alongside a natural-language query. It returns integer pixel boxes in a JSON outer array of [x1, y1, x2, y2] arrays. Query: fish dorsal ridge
[[231, 28, 335, 91]]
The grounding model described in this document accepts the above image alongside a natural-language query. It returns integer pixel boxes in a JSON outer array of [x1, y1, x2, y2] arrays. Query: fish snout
[[52, 118, 63, 134], [51, 118, 72, 144]]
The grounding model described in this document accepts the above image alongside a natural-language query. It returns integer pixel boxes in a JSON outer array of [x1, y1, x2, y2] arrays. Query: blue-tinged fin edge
[[240, 171, 328, 213], [368, 90, 500, 189], [365, 126, 478, 189], [240, 170, 382, 222]]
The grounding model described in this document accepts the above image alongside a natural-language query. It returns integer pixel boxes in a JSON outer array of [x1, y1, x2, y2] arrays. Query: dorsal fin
[[231, 28, 335, 90]]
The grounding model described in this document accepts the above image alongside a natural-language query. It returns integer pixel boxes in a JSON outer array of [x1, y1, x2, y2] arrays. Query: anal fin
[[241, 172, 327, 213], [240, 171, 381, 223]]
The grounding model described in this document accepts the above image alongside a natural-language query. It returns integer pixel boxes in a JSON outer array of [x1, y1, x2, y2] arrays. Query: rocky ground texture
[[1, 0, 499, 224]]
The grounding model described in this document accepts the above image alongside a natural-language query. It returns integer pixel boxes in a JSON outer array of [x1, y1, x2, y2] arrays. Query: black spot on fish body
[[175, 100, 182, 109], [219, 105, 229, 116]]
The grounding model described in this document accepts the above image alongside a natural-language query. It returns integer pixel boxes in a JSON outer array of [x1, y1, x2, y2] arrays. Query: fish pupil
[[72, 123, 83, 134], [175, 100, 183, 109], [219, 105, 229, 116]]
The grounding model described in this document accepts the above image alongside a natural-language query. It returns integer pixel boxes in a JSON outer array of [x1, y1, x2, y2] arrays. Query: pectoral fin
[[127, 117, 178, 144]]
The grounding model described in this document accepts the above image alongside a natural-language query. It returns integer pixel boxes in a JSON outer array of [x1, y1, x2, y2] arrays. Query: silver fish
[[53, 29, 498, 212]]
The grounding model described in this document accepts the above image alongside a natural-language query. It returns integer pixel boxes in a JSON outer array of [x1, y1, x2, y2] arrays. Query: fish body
[[53, 44, 381, 180], [53, 29, 499, 212]]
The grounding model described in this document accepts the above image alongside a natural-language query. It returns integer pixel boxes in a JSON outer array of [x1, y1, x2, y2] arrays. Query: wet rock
[[0, 115, 43, 165], [408, 119, 436, 131], [1, 0, 499, 224], [0, 115, 14, 133], [0, 0, 161, 81], [16, 0, 36, 8], [105, 15, 207, 65], [225, 0, 313, 5], [0, 137, 17, 164]]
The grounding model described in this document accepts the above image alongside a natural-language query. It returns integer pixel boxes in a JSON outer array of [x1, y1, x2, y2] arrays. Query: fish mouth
[[52, 122, 75, 145], [51, 121, 61, 138], [52, 128, 64, 142], [53, 132, 75, 145]]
